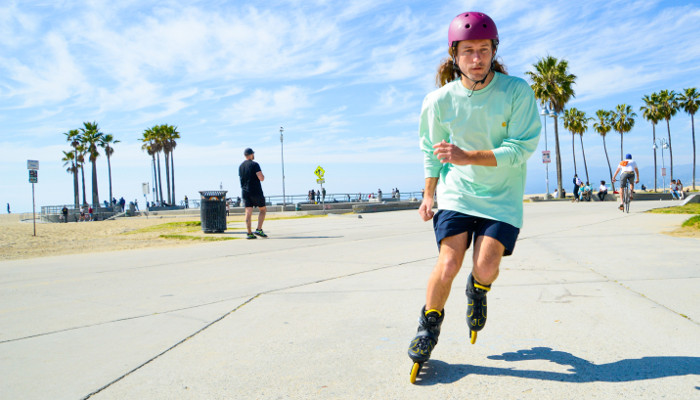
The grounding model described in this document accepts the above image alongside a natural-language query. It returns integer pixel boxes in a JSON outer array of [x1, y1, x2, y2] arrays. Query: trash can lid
[[199, 190, 228, 196]]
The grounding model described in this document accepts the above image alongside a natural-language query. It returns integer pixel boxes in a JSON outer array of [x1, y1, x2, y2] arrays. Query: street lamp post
[[280, 126, 286, 211], [653, 139, 668, 193]]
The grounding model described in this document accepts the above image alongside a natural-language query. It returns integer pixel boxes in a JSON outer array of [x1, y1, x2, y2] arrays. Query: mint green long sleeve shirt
[[419, 73, 541, 228]]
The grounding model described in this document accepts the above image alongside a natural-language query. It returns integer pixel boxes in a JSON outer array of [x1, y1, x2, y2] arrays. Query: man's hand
[[433, 140, 468, 165], [418, 197, 435, 221]]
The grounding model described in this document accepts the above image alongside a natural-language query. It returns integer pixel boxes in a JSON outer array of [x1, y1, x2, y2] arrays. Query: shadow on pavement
[[413, 347, 700, 386]]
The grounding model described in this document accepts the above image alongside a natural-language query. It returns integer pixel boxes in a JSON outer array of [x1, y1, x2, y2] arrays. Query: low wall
[[352, 201, 421, 214]]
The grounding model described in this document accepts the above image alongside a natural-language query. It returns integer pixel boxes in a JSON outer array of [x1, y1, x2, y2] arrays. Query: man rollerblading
[[406, 10, 540, 383]]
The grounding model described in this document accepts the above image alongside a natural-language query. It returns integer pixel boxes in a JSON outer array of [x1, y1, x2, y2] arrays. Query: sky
[[1, 0, 699, 212]]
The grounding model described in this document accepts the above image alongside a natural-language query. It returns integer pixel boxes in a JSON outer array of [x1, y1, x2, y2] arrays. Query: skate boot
[[407, 307, 444, 383], [465, 274, 490, 344]]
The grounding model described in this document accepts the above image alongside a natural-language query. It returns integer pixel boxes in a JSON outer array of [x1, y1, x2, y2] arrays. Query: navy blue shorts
[[433, 210, 520, 256]]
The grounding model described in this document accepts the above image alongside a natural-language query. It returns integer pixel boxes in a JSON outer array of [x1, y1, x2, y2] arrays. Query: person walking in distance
[[407, 11, 541, 381], [239, 148, 268, 239]]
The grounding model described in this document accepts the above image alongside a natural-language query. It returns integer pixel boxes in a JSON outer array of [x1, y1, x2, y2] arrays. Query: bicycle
[[613, 178, 632, 213]]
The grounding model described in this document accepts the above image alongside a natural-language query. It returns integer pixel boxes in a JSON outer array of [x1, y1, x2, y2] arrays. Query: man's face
[[455, 39, 494, 81]]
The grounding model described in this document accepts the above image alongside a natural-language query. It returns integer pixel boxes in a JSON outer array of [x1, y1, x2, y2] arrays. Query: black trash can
[[199, 190, 228, 233]]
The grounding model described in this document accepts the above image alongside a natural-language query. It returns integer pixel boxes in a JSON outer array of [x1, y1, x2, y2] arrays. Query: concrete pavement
[[1, 200, 698, 399]]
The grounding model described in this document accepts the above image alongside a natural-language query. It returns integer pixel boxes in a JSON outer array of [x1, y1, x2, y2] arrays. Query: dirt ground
[[0, 213, 248, 261]]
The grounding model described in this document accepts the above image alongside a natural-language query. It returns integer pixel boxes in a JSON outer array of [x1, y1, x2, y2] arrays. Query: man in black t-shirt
[[239, 148, 267, 239]]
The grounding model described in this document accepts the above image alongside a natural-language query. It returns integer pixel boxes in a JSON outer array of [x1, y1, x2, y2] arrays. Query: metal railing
[[217, 191, 424, 207]]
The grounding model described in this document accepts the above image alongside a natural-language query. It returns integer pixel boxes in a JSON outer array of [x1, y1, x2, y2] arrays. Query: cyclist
[[612, 154, 639, 211]]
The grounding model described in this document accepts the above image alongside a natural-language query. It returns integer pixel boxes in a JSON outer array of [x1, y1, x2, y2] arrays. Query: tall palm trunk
[[107, 154, 113, 208], [164, 151, 172, 205], [170, 151, 175, 205], [580, 135, 589, 183], [652, 124, 657, 192], [81, 164, 87, 206], [151, 154, 158, 203], [620, 133, 624, 161], [553, 116, 564, 198], [666, 119, 673, 180], [74, 148, 80, 208], [571, 133, 577, 175], [603, 136, 615, 191], [91, 159, 99, 208], [156, 152, 164, 205], [691, 113, 696, 190], [73, 160, 79, 208]]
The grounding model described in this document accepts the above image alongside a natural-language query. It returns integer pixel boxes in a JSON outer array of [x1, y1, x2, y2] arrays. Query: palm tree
[[657, 90, 679, 180], [154, 125, 172, 205], [161, 125, 180, 205], [593, 110, 616, 191], [141, 127, 163, 205], [152, 125, 167, 205], [76, 144, 88, 206], [526, 56, 577, 198], [575, 109, 591, 183], [101, 134, 120, 207], [563, 108, 579, 178], [63, 129, 81, 208], [640, 93, 662, 191], [611, 104, 636, 161], [61, 151, 78, 202], [679, 87, 698, 190], [80, 121, 104, 208]]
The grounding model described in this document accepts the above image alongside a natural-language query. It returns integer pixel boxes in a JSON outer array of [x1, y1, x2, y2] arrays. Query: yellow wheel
[[470, 330, 477, 344], [410, 362, 421, 384]]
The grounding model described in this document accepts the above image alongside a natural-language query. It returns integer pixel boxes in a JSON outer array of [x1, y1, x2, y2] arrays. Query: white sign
[[142, 182, 150, 195], [316, 178, 325, 184], [27, 160, 39, 170], [661, 168, 666, 177], [541, 150, 551, 164]]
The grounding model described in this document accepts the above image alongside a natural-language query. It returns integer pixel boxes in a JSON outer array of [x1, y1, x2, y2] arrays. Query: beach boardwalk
[[0, 201, 698, 399]]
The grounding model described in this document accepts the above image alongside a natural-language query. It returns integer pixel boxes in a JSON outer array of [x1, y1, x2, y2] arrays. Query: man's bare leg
[[245, 207, 253, 234], [425, 232, 468, 311], [471, 235, 505, 285], [256, 206, 267, 231]]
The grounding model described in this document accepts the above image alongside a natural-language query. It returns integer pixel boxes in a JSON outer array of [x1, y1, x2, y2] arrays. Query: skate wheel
[[470, 330, 477, 344], [410, 362, 421, 384]]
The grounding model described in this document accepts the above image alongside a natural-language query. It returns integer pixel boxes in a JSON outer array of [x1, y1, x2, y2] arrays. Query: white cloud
[[224, 86, 312, 125]]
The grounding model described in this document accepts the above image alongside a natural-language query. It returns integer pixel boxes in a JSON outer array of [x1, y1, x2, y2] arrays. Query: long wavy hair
[[435, 42, 507, 87]]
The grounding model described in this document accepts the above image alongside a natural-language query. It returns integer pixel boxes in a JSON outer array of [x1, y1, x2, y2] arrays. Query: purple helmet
[[448, 12, 499, 48]]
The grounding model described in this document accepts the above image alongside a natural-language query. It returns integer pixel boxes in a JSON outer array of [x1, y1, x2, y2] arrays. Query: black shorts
[[433, 210, 520, 256], [242, 193, 266, 208]]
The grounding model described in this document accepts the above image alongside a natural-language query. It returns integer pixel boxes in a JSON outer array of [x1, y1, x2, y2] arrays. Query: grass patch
[[646, 203, 700, 214], [159, 234, 236, 241], [123, 220, 201, 235], [681, 215, 700, 229], [265, 214, 327, 221]]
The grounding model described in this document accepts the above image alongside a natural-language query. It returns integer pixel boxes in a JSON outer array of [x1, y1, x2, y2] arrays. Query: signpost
[[27, 160, 39, 236], [542, 150, 551, 164], [314, 166, 326, 212]]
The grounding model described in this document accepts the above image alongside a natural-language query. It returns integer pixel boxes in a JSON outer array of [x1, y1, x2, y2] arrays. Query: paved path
[[1, 201, 698, 399]]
